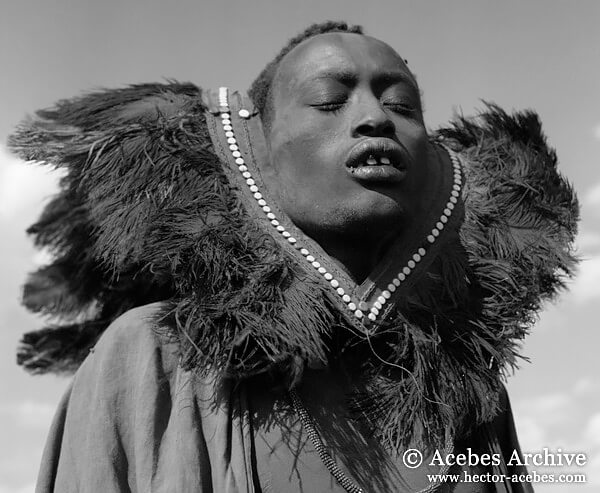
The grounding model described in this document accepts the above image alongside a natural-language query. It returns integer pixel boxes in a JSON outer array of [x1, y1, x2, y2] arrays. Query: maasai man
[[10, 21, 578, 493]]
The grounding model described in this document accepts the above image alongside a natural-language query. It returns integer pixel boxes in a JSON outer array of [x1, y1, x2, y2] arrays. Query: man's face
[[263, 32, 429, 242]]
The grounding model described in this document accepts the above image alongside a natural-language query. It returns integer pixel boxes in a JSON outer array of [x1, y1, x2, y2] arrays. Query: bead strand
[[218, 88, 365, 320], [366, 147, 462, 322], [289, 390, 365, 493], [218, 87, 462, 324]]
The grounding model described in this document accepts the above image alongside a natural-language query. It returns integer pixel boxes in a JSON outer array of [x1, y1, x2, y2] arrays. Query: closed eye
[[383, 103, 417, 115], [310, 102, 345, 113]]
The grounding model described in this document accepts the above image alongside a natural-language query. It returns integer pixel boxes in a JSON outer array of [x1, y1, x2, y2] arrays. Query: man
[[10, 21, 577, 492]]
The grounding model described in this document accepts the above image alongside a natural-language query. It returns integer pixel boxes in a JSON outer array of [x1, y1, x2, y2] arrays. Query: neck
[[309, 226, 400, 283]]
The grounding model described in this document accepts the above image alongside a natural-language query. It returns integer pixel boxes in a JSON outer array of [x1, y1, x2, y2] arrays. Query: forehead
[[274, 32, 415, 89]]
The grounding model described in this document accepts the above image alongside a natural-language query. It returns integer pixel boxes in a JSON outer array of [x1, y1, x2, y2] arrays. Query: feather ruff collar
[[8, 83, 578, 448]]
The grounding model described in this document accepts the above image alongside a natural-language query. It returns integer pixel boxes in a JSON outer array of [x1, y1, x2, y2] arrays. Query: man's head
[[249, 22, 431, 257]]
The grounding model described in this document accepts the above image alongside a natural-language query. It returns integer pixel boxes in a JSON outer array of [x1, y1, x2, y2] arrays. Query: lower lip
[[347, 165, 407, 183]]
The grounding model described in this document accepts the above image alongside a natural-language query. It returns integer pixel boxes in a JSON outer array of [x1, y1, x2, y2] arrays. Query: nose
[[351, 94, 396, 138]]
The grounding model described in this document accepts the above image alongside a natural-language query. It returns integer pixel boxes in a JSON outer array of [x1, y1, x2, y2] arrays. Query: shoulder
[[94, 301, 171, 351], [76, 302, 181, 393]]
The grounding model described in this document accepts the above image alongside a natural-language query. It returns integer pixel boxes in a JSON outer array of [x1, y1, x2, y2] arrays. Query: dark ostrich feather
[[8, 87, 578, 447]]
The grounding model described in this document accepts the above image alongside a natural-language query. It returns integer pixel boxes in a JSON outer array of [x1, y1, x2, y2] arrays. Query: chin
[[352, 189, 407, 222], [326, 193, 407, 237]]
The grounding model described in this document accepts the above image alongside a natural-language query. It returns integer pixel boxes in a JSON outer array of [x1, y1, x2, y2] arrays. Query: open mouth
[[346, 141, 408, 183], [348, 153, 404, 170]]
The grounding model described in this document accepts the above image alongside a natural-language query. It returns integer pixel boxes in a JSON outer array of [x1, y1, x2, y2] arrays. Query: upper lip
[[345, 138, 408, 170]]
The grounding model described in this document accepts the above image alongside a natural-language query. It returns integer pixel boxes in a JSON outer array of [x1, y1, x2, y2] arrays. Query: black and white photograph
[[1, 1, 598, 492]]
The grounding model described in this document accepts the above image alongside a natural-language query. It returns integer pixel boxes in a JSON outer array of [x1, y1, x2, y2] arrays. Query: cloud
[[583, 181, 600, 212], [0, 482, 35, 493], [575, 230, 600, 253], [512, 377, 600, 490], [584, 413, 600, 447], [0, 401, 55, 431], [565, 255, 600, 304], [0, 144, 61, 219]]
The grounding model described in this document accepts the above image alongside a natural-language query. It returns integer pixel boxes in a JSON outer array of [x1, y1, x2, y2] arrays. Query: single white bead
[[432, 228, 440, 237], [253, 192, 262, 199], [408, 260, 416, 269], [223, 125, 232, 131], [312, 261, 321, 268], [246, 178, 255, 186], [427, 234, 435, 243], [382, 290, 392, 299], [418, 248, 426, 256], [300, 248, 309, 256], [267, 212, 276, 220], [403, 266, 411, 275], [306, 255, 315, 262], [413, 253, 421, 262], [324, 273, 333, 281], [242, 171, 251, 179], [377, 295, 386, 305], [238, 165, 247, 172], [225, 131, 234, 138], [336, 287, 345, 296], [249, 185, 258, 192], [318, 267, 327, 274], [287, 237, 296, 244], [220, 113, 230, 119], [374, 301, 382, 310], [387, 283, 396, 292], [276, 225, 285, 232], [436, 221, 444, 230], [368, 313, 377, 321], [450, 196, 458, 204], [238, 109, 250, 118], [270, 219, 279, 226], [447, 202, 455, 210], [440, 215, 448, 224], [282, 231, 291, 238], [330, 279, 339, 288], [452, 185, 460, 192], [354, 310, 364, 318], [398, 273, 406, 281], [443, 208, 451, 216], [348, 302, 357, 311], [371, 307, 380, 316], [222, 119, 231, 125], [236, 157, 245, 165], [257, 200, 266, 207], [262, 205, 271, 213], [232, 151, 241, 158], [227, 137, 236, 144], [392, 278, 401, 287], [229, 144, 238, 151]]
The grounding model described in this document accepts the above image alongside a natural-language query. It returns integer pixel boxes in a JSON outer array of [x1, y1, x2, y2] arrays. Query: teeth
[[366, 156, 377, 165], [380, 157, 391, 165]]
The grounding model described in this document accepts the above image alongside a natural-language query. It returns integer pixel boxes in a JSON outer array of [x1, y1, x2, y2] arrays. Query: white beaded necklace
[[216, 86, 463, 326], [217, 87, 459, 492]]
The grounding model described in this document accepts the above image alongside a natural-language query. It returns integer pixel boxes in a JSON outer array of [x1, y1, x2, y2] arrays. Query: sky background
[[0, 1, 598, 491]]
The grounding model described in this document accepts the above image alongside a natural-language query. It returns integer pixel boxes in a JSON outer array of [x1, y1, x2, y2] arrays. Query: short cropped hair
[[248, 21, 363, 130]]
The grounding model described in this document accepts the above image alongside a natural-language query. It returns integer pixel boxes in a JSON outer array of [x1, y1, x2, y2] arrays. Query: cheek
[[270, 115, 340, 186]]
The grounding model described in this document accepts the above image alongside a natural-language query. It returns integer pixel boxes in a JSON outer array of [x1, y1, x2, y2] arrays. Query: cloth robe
[[36, 303, 534, 493]]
